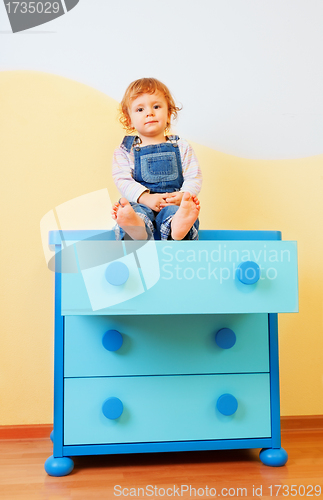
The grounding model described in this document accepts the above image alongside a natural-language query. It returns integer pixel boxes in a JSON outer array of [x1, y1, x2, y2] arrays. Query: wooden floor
[[0, 430, 322, 499]]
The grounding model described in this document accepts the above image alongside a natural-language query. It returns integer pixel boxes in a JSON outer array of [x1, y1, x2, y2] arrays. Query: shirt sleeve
[[112, 147, 149, 203], [178, 139, 203, 196]]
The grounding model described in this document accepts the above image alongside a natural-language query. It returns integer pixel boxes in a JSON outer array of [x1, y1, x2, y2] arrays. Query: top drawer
[[59, 240, 298, 315]]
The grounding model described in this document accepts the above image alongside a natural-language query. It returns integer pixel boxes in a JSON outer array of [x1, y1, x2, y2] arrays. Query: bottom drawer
[[64, 374, 271, 445]]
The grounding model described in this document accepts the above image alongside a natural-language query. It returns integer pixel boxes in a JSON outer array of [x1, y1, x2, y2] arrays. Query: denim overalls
[[117, 135, 199, 240]]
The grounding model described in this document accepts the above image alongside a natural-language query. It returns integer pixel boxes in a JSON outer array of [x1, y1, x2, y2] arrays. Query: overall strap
[[166, 135, 180, 147], [122, 135, 180, 152], [120, 136, 140, 152]]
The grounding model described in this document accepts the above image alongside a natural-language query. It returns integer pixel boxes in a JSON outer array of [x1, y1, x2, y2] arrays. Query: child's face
[[128, 91, 170, 142]]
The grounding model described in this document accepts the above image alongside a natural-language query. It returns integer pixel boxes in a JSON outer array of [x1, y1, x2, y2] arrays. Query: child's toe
[[182, 192, 191, 203], [119, 197, 130, 207]]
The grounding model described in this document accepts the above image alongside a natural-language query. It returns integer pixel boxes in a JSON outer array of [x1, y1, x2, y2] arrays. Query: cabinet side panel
[[268, 313, 281, 448], [53, 247, 64, 458]]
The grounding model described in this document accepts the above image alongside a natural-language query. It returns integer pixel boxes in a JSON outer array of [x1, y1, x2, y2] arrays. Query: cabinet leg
[[259, 448, 288, 466], [44, 455, 74, 476]]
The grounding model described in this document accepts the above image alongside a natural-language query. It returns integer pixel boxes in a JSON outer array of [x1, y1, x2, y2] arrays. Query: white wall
[[1, 0, 322, 159]]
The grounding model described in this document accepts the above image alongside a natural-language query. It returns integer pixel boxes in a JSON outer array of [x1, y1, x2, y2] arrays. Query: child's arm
[[112, 147, 150, 203], [179, 139, 202, 195]]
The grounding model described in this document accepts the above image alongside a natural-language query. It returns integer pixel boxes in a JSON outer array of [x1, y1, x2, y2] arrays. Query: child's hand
[[160, 191, 184, 207], [138, 192, 169, 212]]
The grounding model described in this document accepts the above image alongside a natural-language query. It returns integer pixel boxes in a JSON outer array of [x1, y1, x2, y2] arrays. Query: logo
[[3, 0, 79, 33], [40, 189, 160, 312]]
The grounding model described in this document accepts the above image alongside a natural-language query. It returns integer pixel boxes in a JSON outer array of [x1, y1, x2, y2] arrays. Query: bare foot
[[171, 192, 200, 240], [111, 198, 148, 240]]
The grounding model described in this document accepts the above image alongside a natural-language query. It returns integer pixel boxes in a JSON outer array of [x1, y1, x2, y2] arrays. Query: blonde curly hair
[[119, 77, 181, 134]]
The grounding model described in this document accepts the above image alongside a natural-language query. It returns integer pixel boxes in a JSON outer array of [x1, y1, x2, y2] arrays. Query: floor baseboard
[[0, 424, 53, 440], [0, 416, 322, 440], [280, 415, 323, 431]]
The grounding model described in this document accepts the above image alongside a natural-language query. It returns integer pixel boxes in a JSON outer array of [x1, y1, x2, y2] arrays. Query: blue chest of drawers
[[45, 230, 298, 476]]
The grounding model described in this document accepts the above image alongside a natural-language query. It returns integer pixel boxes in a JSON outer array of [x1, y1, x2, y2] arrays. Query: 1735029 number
[[5, 2, 61, 14]]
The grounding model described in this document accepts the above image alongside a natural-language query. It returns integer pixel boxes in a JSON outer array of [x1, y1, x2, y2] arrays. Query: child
[[111, 78, 202, 240]]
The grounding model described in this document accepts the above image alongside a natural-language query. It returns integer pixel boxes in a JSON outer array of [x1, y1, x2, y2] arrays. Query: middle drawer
[[64, 313, 269, 377]]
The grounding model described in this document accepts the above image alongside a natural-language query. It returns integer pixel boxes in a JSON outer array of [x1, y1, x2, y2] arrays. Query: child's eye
[[153, 105, 160, 109], [136, 107, 144, 112]]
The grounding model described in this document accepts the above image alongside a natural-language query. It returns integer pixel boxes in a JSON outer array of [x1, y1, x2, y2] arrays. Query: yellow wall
[[0, 71, 322, 425]]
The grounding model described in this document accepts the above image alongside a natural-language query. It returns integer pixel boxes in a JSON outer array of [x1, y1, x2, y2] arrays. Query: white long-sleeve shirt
[[112, 138, 202, 202]]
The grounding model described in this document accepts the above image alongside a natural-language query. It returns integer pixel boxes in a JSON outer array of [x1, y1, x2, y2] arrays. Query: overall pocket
[[140, 152, 178, 183]]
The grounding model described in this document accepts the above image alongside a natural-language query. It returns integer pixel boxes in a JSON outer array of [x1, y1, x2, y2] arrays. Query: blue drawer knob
[[236, 261, 260, 285], [215, 328, 236, 349], [216, 394, 238, 416], [105, 262, 129, 286], [102, 329, 123, 351], [102, 397, 123, 420]]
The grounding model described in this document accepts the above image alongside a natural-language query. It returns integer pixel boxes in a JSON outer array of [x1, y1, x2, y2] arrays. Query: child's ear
[[165, 111, 172, 131], [127, 116, 135, 132]]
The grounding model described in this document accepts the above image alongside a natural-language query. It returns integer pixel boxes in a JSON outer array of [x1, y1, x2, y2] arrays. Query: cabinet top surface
[[49, 229, 283, 246]]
